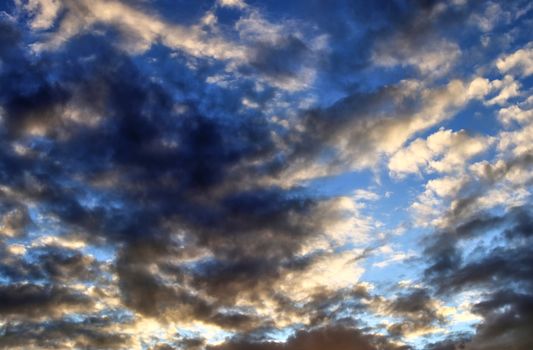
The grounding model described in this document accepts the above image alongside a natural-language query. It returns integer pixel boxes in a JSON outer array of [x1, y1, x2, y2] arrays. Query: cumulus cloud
[[389, 128, 492, 177], [20, 0, 61, 30], [496, 45, 533, 77]]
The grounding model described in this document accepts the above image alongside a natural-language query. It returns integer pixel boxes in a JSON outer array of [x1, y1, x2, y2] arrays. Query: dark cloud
[[0, 203, 31, 237], [423, 334, 470, 350], [0, 283, 92, 318], [424, 206, 533, 292], [0, 244, 102, 284], [244, 34, 313, 86], [422, 205, 533, 349], [386, 288, 444, 337], [4, 28, 352, 334], [151, 336, 206, 350], [209, 325, 410, 350], [0, 316, 132, 349], [35, 246, 101, 282]]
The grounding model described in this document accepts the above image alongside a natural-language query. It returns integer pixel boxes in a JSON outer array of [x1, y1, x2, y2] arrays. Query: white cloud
[[496, 45, 533, 77], [373, 247, 415, 268], [388, 128, 492, 177], [347, 79, 471, 169], [498, 122, 533, 157], [486, 75, 521, 105], [468, 2, 508, 32], [467, 77, 492, 99], [353, 189, 380, 202], [410, 175, 469, 227], [19, 0, 326, 94], [23, 0, 247, 61], [498, 105, 533, 126], [426, 176, 467, 198], [373, 39, 461, 77], [279, 250, 365, 300], [217, 0, 246, 8], [20, 0, 61, 30], [466, 75, 521, 106], [307, 196, 378, 250]]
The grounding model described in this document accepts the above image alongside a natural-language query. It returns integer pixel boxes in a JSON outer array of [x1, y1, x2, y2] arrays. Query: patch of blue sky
[[362, 262, 422, 294], [25, 204, 64, 238], [458, 214, 514, 264], [375, 175, 419, 219], [303, 169, 375, 198], [85, 244, 117, 263], [441, 101, 502, 137], [178, 325, 233, 346], [20, 194, 119, 264], [266, 326, 297, 342], [0, 275, 10, 285]]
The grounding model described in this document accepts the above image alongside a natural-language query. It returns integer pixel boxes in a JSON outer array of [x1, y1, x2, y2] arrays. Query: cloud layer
[[0, 0, 532, 349]]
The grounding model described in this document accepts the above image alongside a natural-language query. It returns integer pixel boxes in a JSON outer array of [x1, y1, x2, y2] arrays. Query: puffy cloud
[[20, 0, 61, 30], [217, 0, 246, 9], [498, 104, 533, 125], [389, 128, 492, 177], [496, 45, 533, 77], [21, 0, 247, 59], [282, 78, 476, 178], [466, 77, 492, 99], [486, 75, 521, 105], [278, 250, 365, 300], [385, 289, 446, 338]]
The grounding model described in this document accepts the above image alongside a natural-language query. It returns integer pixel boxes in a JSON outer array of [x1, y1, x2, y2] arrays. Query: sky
[[0, 0, 532, 349]]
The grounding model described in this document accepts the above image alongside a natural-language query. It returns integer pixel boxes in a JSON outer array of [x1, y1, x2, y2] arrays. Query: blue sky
[[0, 1, 532, 349]]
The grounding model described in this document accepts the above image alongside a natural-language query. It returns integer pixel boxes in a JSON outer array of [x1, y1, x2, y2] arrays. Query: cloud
[[20, 0, 61, 30], [0, 16, 343, 337], [22, 0, 246, 59], [420, 205, 533, 349], [0, 316, 132, 349], [498, 104, 533, 126], [386, 289, 446, 338], [281, 78, 475, 177], [217, 0, 246, 9], [486, 75, 521, 105], [389, 128, 492, 177], [209, 325, 410, 350], [468, 2, 508, 32], [0, 204, 30, 237], [496, 45, 533, 77], [373, 39, 461, 77], [0, 283, 93, 319], [18, 0, 328, 93], [0, 1, 532, 349]]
